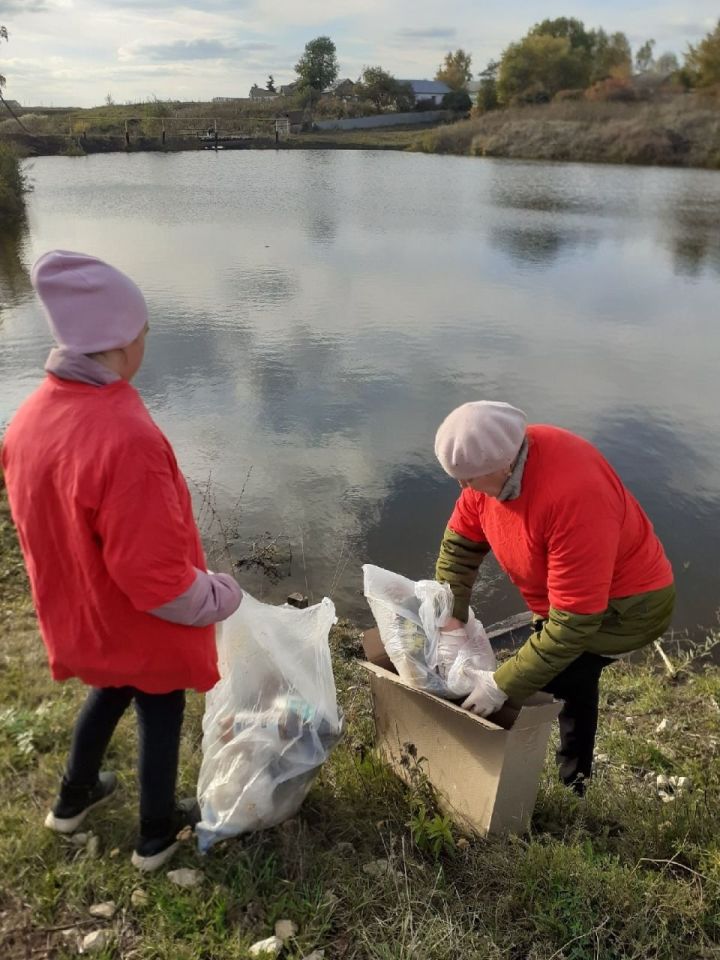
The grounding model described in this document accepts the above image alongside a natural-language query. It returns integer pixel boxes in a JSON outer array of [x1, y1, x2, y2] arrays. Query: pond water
[[1, 150, 719, 635]]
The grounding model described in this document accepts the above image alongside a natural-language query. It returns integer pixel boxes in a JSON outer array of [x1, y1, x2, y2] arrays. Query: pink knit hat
[[435, 401, 527, 480], [31, 250, 148, 353]]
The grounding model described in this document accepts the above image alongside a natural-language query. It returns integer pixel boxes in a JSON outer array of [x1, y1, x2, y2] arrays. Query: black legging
[[62, 686, 185, 829], [542, 653, 613, 786]]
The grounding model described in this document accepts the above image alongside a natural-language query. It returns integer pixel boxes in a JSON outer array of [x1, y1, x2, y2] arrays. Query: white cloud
[[120, 37, 275, 62], [394, 27, 457, 43], [2, 1, 716, 106], [1, 0, 50, 12]]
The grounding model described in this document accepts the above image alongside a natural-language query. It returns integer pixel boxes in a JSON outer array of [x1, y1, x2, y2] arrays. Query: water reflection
[[2, 151, 720, 635], [0, 225, 32, 320], [299, 151, 339, 245], [662, 193, 720, 278], [492, 224, 599, 266]]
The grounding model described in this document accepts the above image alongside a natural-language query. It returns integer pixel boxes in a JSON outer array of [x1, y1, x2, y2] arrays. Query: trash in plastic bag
[[196, 593, 343, 852], [362, 564, 496, 698]]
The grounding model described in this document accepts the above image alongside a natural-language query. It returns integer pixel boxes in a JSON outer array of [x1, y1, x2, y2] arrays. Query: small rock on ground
[[85, 834, 100, 859], [89, 901, 116, 920], [131, 888, 149, 908], [81, 929, 112, 953], [167, 868, 202, 888], [249, 935, 283, 957], [656, 774, 691, 802], [275, 919, 298, 941]]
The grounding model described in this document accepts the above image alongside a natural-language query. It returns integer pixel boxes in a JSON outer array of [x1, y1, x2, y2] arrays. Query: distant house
[[401, 79, 451, 105], [212, 97, 245, 103], [332, 78, 357, 99], [279, 81, 300, 97], [466, 80, 482, 96], [249, 84, 279, 101], [1, 99, 22, 114]]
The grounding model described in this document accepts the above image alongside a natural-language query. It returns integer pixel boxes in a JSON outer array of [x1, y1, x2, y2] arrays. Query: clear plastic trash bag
[[362, 564, 496, 698], [196, 593, 343, 852]]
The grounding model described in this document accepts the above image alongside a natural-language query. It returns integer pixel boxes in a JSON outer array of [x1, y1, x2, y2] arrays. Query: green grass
[[2, 488, 720, 959]]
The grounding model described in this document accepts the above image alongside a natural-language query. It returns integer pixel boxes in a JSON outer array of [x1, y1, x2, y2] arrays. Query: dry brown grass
[[414, 92, 720, 169]]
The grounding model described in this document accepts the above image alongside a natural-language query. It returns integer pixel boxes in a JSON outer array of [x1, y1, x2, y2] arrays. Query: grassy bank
[[0, 125, 428, 158], [8, 92, 720, 170], [414, 94, 720, 169], [0, 143, 26, 223], [1, 488, 720, 959]]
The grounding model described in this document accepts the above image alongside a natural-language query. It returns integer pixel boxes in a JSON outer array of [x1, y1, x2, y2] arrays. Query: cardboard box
[[360, 628, 561, 836]]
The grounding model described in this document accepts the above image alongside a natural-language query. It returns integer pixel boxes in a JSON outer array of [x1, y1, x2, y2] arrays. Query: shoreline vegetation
[[414, 93, 720, 169], [2, 91, 720, 170], [0, 142, 26, 223], [1, 486, 720, 957]]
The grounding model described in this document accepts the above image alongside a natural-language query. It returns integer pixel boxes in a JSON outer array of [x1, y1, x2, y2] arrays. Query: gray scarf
[[45, 347, 120, 386], [498, 436, 529, 502]]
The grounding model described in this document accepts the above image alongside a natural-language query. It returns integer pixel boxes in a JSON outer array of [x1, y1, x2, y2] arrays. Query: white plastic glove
[[461, 671, 508, 717]]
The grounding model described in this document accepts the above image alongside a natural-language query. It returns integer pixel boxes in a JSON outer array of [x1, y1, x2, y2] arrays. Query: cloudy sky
[[0, 0, 717, 107]]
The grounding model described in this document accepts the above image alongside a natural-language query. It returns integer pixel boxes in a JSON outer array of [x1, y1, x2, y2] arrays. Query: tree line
[[292, 18, 720, 113], [475, 17, 720, 109]]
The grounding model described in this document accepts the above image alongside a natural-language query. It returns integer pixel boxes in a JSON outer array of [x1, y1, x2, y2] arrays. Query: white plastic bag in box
[[362, 564, 495, 698]]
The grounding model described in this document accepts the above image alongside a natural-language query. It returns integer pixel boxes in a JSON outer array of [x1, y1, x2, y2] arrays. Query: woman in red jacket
[[2, 251, 242, 870], [434, 401, 675, 794]]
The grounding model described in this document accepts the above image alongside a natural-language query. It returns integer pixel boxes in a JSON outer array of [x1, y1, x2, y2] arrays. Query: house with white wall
[[401, 80, 451, 105]]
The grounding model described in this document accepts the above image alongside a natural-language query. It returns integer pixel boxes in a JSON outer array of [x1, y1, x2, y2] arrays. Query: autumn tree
[[295, 36, 339, 93], [435, 48, 473, 91], [590, 29, 632, 81], [356, 66, 414, 113], [636, 39, 656, 73], [530, 17, 594, 55], [476, 59, 500, 111], [498, 34, 590, 103], [685, 20, 720, 87]]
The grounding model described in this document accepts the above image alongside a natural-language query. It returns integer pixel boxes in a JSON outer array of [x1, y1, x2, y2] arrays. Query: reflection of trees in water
[[488, 163, 607, 216], [305, 214, 337, 244], [491, 183, 601, 216], [663, 198, 720, 278], [298, 151, 338, 245], [0, 225, 32, 321], [492, 224, 598, 266], [493, 226, 567, 264]]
